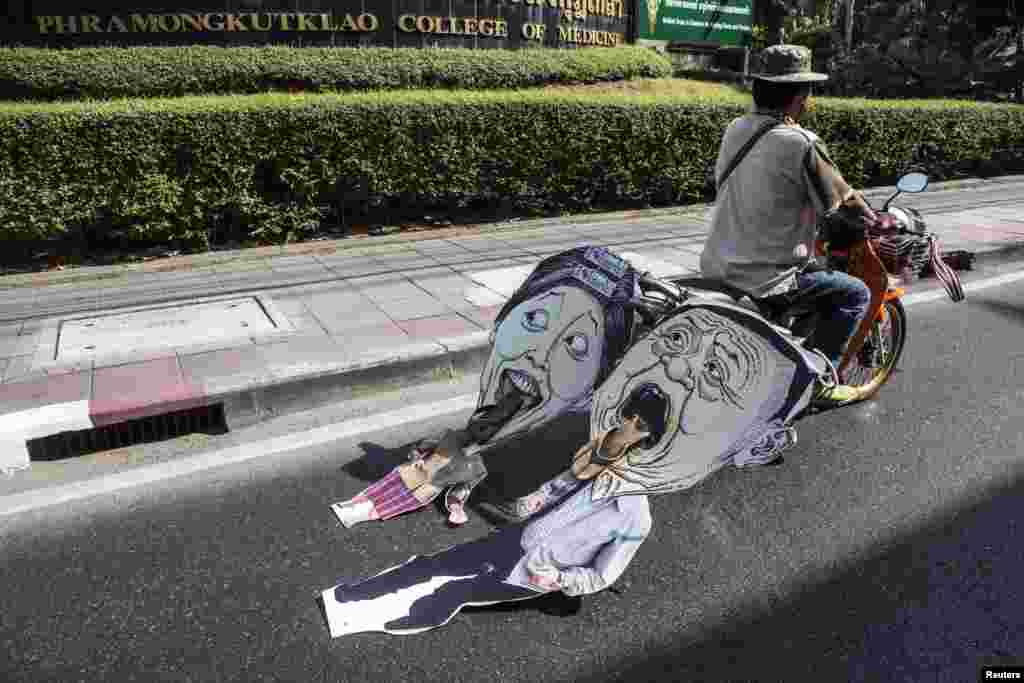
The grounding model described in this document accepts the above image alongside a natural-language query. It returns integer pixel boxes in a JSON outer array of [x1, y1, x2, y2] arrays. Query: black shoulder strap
[[716, 119, 782, 191]]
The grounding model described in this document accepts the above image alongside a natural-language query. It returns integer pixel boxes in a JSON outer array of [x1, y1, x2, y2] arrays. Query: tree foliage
[[826, 0, 1014, 97]]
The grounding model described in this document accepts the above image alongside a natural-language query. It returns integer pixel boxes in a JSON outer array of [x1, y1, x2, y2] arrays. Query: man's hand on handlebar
[[842, 189, 877, 223]]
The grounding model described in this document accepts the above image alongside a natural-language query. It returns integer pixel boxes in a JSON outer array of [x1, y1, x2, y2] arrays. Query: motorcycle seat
[[668, 276, 809, 343]]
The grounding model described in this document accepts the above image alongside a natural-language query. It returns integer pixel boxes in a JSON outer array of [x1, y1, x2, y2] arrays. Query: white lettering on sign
[[663, 0, 752, 13], [660, 16, 752, 31]]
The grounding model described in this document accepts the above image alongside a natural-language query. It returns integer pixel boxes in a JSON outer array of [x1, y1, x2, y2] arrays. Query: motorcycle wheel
[[841, 298, 907, 399]]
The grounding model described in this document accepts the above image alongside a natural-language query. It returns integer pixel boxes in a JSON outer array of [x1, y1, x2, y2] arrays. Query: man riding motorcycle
[[699, 44, 877, 408]]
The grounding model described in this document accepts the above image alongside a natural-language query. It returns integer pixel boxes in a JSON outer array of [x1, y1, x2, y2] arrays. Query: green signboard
[[639, 0, 752, 46]]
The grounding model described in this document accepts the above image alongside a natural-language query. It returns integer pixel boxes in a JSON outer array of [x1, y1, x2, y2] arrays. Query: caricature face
[[477, 286, 607, 445], [590, 305, 803, 497]]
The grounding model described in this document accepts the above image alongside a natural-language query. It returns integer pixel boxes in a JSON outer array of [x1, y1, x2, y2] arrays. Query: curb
[[218, 332, 491, 431], [2, 230, 1022, 472]]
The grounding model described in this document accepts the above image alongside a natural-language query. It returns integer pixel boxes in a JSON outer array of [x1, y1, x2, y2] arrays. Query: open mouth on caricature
[[620, 383, 669, 451], [499, 369, 541, 403]]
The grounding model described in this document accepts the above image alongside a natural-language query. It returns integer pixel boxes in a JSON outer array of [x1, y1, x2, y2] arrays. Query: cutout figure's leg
[[384, 577, 539, 632], [332, 469, 436, 528]]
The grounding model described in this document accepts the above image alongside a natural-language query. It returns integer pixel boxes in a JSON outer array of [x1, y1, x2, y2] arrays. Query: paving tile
[[374, 296, 452, 320], [251, 314, 329, 345], [407, 265, 461, 279], [331, 321, 412, 350], [179, 346, 275, 396], [293, 280, 357, 296], [0, 369, 93, 414], [350, 273, 410, 290], [91, 356, 204, 425], [256, 335, 353, 379], [0, 331, 42, 358], [394, 313, 483, 340], [459, 305, 505, 330], [171, 337, 257, 356], [461, 286, 508, 307], [91, 348, 180, 370], [358, 281, 426, 302], [412, 273, 479, 296], [461, 265, 533, 296], [265, 295, 311, 317], [0, 323, 23, 338], [306, 301, 384, 328], [312, 308, 394, 333], [1, 356, 32, 383]]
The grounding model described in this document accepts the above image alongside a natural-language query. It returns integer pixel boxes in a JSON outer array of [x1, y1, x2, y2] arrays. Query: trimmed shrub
[[2, 90, 1022, 253], [0, 46, 673, 101]]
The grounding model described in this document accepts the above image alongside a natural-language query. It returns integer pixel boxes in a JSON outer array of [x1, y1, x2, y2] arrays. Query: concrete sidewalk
[[2, 176, 1024, 473]]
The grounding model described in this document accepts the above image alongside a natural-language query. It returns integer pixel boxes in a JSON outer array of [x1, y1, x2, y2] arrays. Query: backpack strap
[[716, 119, 783, 191]]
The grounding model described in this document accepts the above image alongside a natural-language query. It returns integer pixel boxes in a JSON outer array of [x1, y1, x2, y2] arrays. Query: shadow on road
[[969, 297, 1024, 329], [574, 476, 1024, 683]]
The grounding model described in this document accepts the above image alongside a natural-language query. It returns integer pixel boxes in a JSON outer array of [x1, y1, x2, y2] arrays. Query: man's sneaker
[[812, 382, 862, 409]]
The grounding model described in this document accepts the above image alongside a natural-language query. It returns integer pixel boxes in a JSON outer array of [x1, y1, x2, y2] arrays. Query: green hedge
[[0, 46, 673, 101], [2, 91, 1023, 253]]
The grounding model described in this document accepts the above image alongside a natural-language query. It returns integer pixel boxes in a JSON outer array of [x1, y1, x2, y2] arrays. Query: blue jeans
[[766, 269, 871, 367]]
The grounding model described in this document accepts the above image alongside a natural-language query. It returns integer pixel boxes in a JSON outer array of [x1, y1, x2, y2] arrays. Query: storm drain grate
[[27, 403, 228, 462]]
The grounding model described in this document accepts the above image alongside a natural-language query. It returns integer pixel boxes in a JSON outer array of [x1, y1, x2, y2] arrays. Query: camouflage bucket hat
[[755, 44, 828, 83]]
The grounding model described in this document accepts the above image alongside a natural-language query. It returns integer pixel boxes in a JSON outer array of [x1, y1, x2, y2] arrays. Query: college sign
[[638, 0, 751, 46], [2, 0, 634, 49]]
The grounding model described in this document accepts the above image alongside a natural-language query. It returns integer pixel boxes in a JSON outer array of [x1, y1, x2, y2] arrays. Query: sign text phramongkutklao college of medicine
[[4, 0, 635, 49]]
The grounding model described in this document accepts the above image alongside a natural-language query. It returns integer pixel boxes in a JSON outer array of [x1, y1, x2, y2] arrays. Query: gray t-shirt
[[700, 114, 847, 297]]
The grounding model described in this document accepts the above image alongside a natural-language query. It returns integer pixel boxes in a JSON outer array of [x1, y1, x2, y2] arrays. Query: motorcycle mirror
[[896, 172, 929, 194]]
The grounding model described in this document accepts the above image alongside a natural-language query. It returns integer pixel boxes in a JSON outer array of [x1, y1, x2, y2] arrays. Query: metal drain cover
[[57, 297, 277, 362]]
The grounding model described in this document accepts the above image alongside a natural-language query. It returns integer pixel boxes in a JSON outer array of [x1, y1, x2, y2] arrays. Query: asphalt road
[[2, 265, 1024, 682]]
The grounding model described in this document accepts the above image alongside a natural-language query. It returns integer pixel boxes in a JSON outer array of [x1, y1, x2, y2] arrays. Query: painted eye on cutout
[[522, 309, 549, 332], [663, 325, 696, 351], [565, 333, 589, 360]]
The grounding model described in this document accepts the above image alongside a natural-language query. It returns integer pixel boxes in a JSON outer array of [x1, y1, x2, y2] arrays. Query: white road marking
[[0, 400, 92, 474], [901, 268, 1024, 306], [3, 268, 1024, 518]]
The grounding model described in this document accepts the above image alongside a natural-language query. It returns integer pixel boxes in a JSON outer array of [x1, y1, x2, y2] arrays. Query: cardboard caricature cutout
[[319, 299, 827, 639], [585, 300, 826, 501], [473, 246, 639, 447], [321, 478, 651, 638]]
